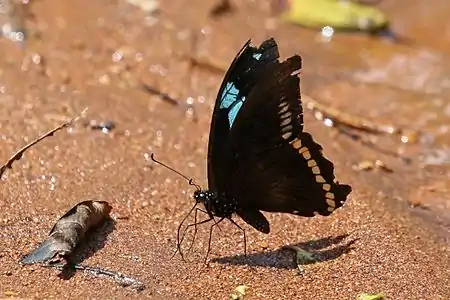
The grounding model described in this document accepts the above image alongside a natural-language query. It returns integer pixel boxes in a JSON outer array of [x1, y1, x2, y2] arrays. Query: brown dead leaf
[[20, 200, 112, 265]]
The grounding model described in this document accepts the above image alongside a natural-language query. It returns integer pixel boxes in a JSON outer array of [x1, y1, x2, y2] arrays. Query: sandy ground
[[1, 0, 450, 299]]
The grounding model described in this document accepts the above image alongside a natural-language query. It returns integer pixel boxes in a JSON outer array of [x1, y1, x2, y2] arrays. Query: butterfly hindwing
[[232, 130, 351, 217], [237, 208, 270, 234]]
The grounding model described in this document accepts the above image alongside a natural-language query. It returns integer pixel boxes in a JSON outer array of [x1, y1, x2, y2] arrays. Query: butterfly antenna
[[150, 153, 201, 190]]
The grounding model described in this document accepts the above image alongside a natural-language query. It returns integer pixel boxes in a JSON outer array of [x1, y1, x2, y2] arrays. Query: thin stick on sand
[[0, 108, 87, 180]]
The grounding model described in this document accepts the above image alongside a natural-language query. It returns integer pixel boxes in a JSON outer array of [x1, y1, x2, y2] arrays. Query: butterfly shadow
[[58, 218, 116, 280], [211, 234, 358, 269]]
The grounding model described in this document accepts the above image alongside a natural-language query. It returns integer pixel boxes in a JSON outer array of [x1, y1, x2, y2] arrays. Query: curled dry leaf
[[21, 200, 112, 265]]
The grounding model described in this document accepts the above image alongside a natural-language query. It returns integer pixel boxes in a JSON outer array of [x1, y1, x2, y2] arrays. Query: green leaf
[[277, 0, 388, 32], [230, 285, 248, 300], [357, 293, 385, 300]]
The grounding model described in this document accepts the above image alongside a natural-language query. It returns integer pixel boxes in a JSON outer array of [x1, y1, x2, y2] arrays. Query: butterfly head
[[193, 190, 215, 205], [193, 189, 218, 219]]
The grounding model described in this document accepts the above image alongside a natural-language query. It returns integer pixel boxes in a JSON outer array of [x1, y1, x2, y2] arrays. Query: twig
[[74, 264, 145, 291], [302, 94, 398, 135], [337, 126, 411, 164], [142, 83, 179, 106], [141, 82, 198, 122], [178, 53, 225, 75], [0, 108, 87, 180], [210, 0, 233, 18], [44, 263, 145, 291]]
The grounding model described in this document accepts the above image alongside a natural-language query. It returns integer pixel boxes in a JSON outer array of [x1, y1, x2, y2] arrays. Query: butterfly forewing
[[207, 38, 280, 193]]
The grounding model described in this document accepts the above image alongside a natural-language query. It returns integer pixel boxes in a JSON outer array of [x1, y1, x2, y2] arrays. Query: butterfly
[[152, 37, 352, 262]]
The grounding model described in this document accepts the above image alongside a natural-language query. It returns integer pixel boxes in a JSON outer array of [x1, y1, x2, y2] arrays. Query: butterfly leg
[[178, 207, 223, 247], [176, 212, 214, 261], [184, 212, 226, 255], [175, 208, 222, 260], [204, 217, 226, 264], [185, 208, 211, 254], [173, 203, 199, 261], [227, 218, 247, 256]]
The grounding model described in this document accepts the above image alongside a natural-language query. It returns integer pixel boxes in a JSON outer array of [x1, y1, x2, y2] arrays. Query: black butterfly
[[152, 37, 351, 261]]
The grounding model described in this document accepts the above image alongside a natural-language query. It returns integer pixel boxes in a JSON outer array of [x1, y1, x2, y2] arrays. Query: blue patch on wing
[[252, 53, 262, 60], [220, 82, 239, 109], [219, 82, 246, 128], [228, 98, 244, 127]]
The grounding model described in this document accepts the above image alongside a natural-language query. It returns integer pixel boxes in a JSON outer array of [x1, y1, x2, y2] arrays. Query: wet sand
[[1, 0, 450, 299]]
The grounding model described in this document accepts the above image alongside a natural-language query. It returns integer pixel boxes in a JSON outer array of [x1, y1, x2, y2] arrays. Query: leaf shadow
[[211, 234, 357, 269], [58, 218, 116, 280]]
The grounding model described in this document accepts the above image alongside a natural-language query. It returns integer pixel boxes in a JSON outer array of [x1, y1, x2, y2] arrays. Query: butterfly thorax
[[193, 189, 238, 218]]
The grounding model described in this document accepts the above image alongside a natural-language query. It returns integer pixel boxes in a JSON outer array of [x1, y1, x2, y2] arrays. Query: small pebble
[[84, 120, 116, 133], [98, 74, 111, 85], [4, 291, 18, 297]]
